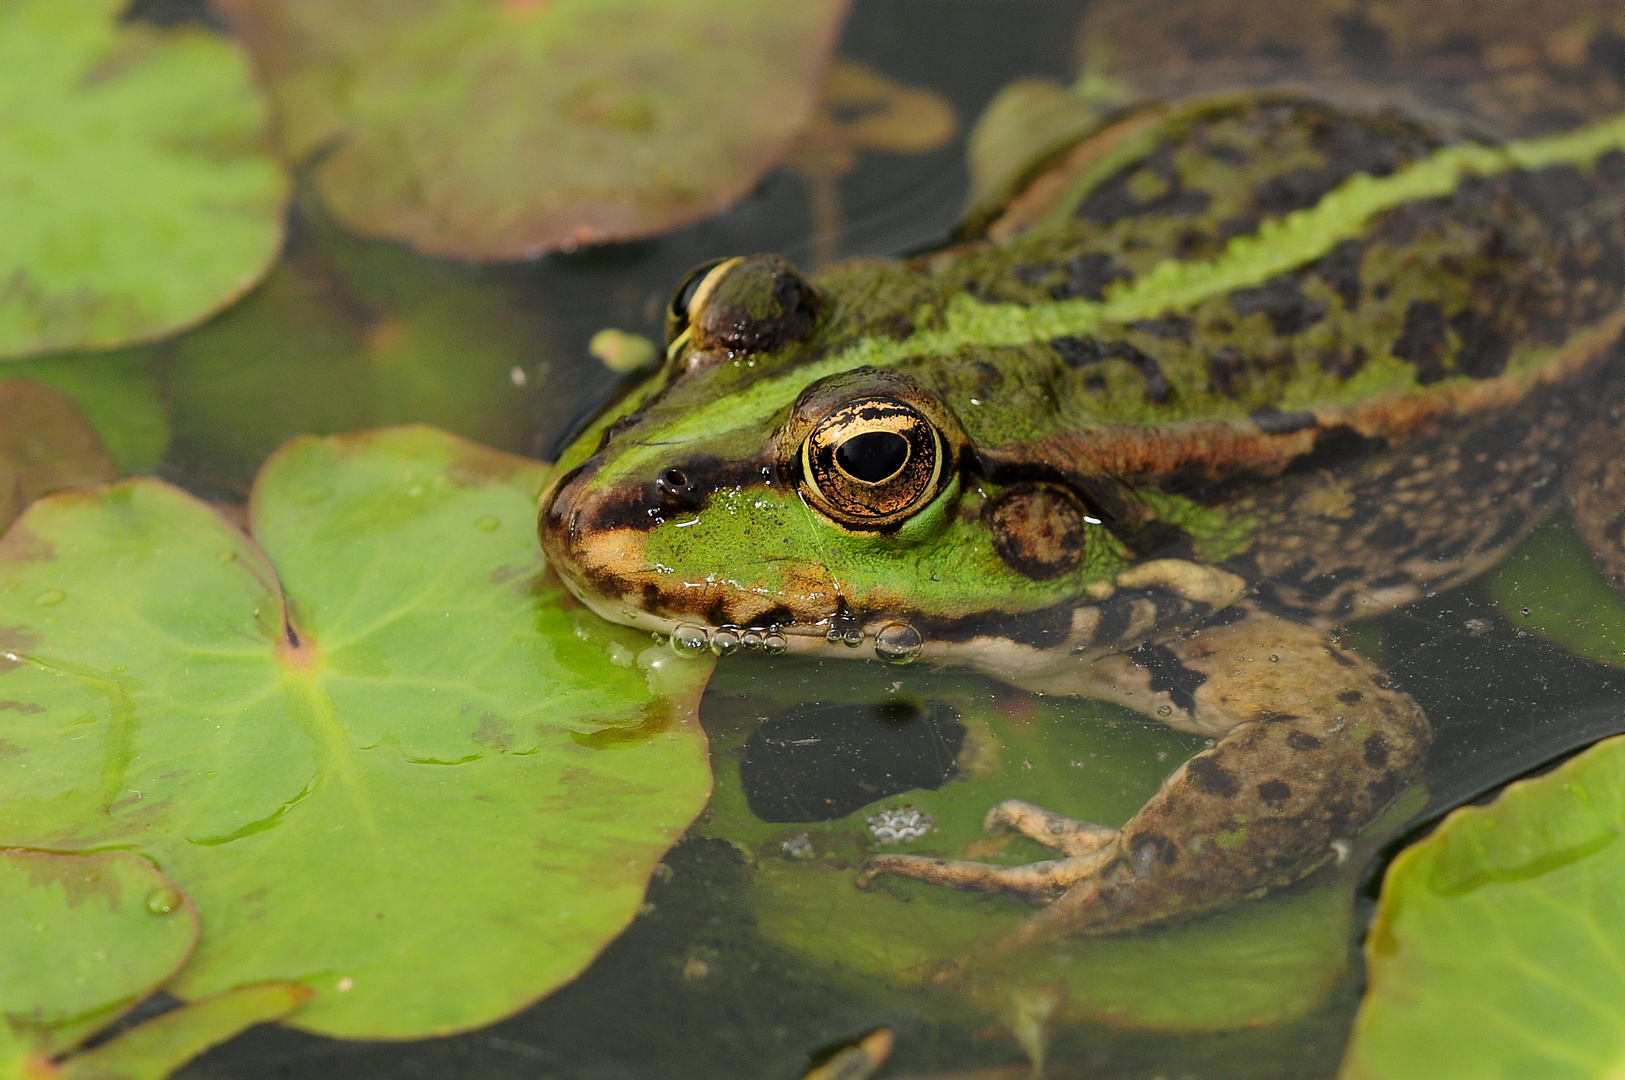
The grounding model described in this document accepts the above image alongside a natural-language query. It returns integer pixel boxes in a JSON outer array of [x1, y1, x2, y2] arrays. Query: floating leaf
[[0, 849, 306, 1080], [696, 657, 1404, 1034], [165, 194, 562, 490], [1490, 519, 1625, 668], [1343, 731, 1625, 1079], [0, 849, 196, 1056], [0, 0, 288, 358], [215, 0, 851, 259], [0, 381, 117, 535], [0, 426, 713, 1038], [53, 983, 311, 1080]]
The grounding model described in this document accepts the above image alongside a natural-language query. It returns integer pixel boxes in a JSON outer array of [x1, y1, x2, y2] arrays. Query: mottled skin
[[540, 93, 1625, 937]]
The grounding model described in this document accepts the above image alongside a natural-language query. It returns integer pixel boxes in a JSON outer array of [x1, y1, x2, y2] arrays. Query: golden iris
[[800, 398, 943, 526]]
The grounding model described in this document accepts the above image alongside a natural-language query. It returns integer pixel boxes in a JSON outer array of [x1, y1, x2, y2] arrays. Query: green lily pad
[[0, 381, 117, 536], [0, 0, 288, 358], [1490, 518, 1625, 668], [1343, 730, 1625, 1079], [165, 194, 562, 489], [0, 426, 714, 1038], [215, 0, 850, 259], [697, 657, 1408, 1034], [0, 849, 309, 1080], [0, 849, 196, 1054]]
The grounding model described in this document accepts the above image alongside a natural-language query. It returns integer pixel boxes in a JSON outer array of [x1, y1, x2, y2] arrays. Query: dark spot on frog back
[[1051, 336, 1173, 403], [1185, 756, 1239, 797], [1076, 140, 1213, 224], [1229, 279, 1326, 335], [1050, 252, 1133, 301]]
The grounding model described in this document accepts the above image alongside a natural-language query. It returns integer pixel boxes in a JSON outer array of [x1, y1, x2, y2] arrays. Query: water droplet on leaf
[[146, 887, 183, 915]]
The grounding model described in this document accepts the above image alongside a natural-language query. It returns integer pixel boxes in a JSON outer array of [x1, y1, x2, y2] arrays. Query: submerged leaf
[[0, 0, 288, 358], [166, 195, 562, 489], [0, 426, 713, 1038], [0, 381, 117, 535], [1343, 731, 1625, 1079], [215, 0, 850, 259], [1490, 518, 1625, 668], [696, 657, 1396, 1034]]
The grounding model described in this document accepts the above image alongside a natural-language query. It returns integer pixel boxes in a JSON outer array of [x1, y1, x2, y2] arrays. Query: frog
[[537, 91, 1625, 943]]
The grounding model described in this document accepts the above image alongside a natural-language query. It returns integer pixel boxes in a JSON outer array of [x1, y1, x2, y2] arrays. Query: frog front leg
[[860, 607, 1429, 942]]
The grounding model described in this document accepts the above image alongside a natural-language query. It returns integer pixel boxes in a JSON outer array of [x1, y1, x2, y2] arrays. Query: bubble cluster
[[866, 806, 935, 845], [669, 623, 787, 658]]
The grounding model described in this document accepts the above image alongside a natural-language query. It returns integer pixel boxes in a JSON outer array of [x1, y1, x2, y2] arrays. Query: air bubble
[[741, 630, 764, 651], [32, 589, 64, 607], [474, 516, 500, 532], [762, 631, 788, 655], [145, 887, 183, 915], [1268, 654, 1280, 662], [709, 626, 742, 657], [1156, 704, 1173, 716], [873, 623, 923, 665], [670, 625, 710, 657]]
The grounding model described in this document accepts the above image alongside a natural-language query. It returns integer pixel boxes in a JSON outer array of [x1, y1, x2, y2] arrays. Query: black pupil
[[670, 260, 722, 319], [835, 431, 910, 483]]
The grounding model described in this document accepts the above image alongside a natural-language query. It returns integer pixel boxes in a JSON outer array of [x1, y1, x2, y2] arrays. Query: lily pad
[[0, 426, 713, 1038], [0, 381, 117, 535], [165, 192, 563, 489], [696, 656, 1407, 1034], [1490, 518, 1625, 668], [0, 849, 196, 1054], [1343, 730, 1625, 1079], [0, 0, 288, 358], [214, 0, 850, 259], [0, 849, 309, 1080]]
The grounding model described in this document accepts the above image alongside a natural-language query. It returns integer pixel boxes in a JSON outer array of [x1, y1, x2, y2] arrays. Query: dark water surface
[[155, 1, 1625, 1077]]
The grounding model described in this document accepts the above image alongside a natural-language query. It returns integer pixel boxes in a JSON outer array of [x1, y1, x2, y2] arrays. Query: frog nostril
[[655, 467, 701, 513]]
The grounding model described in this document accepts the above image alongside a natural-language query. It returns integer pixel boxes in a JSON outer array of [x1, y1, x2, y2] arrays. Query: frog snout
[[536, 462, 591, 570]]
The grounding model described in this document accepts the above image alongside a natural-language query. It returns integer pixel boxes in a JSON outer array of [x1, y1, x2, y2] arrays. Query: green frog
[[538, 93, 1625, 943]]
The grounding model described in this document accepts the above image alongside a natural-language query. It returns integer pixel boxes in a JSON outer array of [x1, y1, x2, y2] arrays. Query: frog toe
[[857, 849, 1113, 904], [983, 798, 1118, 857]]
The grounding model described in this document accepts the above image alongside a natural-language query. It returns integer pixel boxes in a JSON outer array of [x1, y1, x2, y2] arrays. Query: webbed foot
[[858, 800, 1117, 902], [862, 609, 1430, 943]]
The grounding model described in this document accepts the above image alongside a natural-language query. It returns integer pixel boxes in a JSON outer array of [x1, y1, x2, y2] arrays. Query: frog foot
[[865, 609, 1431, 944], [857, 799, 1118, 903]]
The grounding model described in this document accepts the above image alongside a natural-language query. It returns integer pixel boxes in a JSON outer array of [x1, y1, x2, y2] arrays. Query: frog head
[[539, 254, 1247, 666]]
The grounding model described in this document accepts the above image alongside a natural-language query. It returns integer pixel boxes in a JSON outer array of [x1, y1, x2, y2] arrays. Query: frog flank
[[539, 94, 1625, 937]]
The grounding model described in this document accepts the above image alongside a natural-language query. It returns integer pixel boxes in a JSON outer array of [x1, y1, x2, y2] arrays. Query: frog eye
[[665, 258, 731, 345], [800, 398, 943, 527], [668, 254, 821, 358]]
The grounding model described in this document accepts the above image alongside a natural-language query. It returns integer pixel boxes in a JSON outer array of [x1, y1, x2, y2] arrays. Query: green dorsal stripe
[[863, 110, 1625, 359], [606, 110, 1625, 479]]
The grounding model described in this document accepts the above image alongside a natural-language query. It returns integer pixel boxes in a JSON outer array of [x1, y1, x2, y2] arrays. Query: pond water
[[18, 0, 1625, 1077]]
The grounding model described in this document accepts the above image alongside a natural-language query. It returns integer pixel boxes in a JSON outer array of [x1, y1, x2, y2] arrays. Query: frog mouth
[[549, 542, 1247, 670]]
